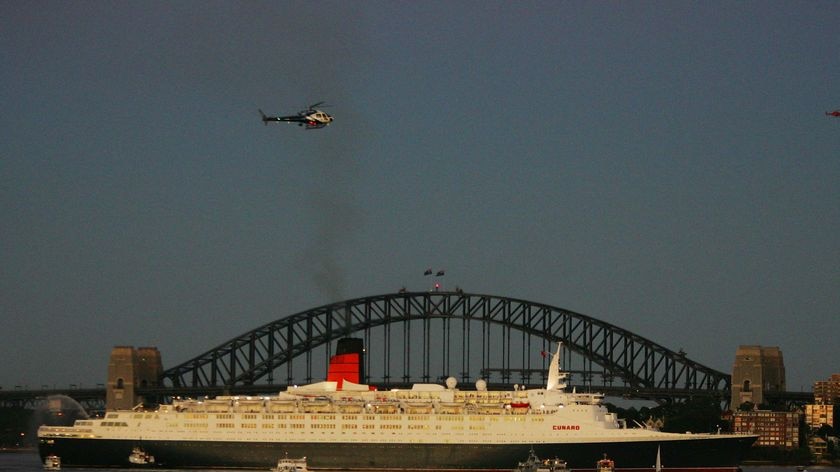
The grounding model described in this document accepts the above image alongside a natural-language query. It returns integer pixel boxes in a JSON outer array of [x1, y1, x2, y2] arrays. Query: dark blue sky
[[2, 2, 838, 392]]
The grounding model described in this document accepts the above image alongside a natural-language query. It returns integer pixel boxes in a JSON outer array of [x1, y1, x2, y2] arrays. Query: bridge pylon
[[107, 346, 163, 410]]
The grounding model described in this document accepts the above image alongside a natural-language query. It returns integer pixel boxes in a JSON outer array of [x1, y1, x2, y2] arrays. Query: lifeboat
[[300, 400, 332, 413], [335, 401, 365, 414], [267, 400, 297, 413]]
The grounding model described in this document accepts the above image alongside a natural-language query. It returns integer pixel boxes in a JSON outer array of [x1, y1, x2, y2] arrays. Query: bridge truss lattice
[[161, 292, 730, 401]]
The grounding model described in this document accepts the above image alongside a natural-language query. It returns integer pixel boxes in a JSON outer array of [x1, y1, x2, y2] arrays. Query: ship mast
[[545, 342, 567, 391]]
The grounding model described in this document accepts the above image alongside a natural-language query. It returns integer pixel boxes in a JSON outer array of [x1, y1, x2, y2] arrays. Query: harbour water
[[2, 453, 838, 472]]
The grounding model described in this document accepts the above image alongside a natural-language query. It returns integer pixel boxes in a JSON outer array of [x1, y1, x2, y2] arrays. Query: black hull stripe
[[39, 436, 756, 470]]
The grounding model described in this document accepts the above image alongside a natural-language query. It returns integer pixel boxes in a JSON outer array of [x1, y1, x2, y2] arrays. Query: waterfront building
[[732, 410, 800, 449], [730, 346, 785, 408], [805, 403, 835, 429], [813, 373, 840, 405], [808, 436, 827, 459]]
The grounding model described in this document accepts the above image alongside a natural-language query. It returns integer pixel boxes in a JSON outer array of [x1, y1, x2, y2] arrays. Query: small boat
[[272, 454, 308, 472], [514, 447, 567, 472], [43, 455, 61, 470], [541, 457, 567, 472], [597, 454, 615, 472], [128, 446, 155, 465]]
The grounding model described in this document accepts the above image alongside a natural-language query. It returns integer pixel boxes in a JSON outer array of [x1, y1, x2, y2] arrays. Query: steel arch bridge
[[161, 292, 731, 401]]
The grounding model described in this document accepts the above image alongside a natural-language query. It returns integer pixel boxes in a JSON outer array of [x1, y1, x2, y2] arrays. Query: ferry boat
[[38, 341, 757, 470], [272, 454, 308, 472]]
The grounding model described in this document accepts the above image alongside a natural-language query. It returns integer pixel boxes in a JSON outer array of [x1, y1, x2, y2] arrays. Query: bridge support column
[[731, 345, 785, 409], [106, 346, 163, 411]]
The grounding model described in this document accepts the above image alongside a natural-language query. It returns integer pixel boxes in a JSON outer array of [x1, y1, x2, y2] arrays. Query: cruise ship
[[38, 341, 757, 470]]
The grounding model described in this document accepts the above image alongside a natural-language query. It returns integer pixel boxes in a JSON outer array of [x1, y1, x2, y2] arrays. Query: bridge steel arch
[[160, 292, 730, 401]]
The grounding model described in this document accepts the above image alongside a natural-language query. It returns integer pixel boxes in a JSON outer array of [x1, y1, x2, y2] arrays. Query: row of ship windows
[[162, 423, 489, 431], [115, 414, 542, 423]]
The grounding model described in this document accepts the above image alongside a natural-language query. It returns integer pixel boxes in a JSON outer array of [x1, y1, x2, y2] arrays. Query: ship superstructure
[[38, 342, 757, 470]]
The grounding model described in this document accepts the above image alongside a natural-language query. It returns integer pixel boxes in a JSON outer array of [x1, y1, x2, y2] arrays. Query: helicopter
[[826, 110, 840, 117], [259, 102, 334, 129]]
